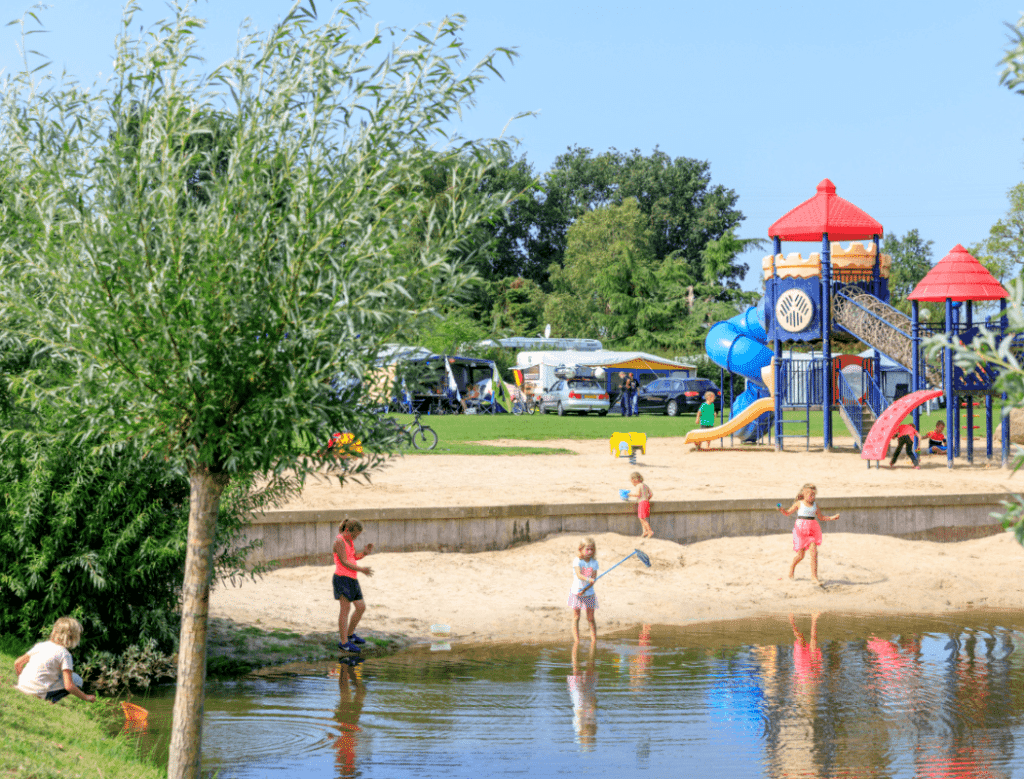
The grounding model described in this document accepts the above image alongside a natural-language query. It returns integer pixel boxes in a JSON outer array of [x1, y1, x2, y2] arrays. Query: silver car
[[538, 378, 610, 416]]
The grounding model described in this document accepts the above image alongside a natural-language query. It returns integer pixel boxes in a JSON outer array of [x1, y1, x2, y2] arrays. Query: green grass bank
[[0, 643, 166, 779]]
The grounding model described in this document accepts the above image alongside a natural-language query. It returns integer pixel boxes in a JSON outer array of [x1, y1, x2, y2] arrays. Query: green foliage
[[883, 229, 936, 314], [0, 1, 519, 481], [488, 276, 547, 337], [1000, 14, 1024, 95], [0, 433, 270, 656], [418, 312, 491, 358], [77, 638, 177, 693], [546, 198, 658, 343], [924, 277, 1024, 544], [969, 182, 1024, 283], [543, 145, 749, 286]]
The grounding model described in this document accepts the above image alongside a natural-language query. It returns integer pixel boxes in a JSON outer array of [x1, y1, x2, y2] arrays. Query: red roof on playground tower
[[907, 244, 1009, 302], [769, 179, 884, 242]]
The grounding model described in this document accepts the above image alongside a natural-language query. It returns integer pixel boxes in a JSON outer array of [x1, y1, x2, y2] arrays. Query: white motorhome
[[513, 349, 696, 399]]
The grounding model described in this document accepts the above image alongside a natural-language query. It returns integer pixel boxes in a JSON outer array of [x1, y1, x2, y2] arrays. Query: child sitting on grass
[[14, 616, 96, 703]]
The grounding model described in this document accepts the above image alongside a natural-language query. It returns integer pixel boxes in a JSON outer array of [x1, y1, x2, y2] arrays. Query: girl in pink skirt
[[779, 483, 839, 587], [568, 537, 599, 645]]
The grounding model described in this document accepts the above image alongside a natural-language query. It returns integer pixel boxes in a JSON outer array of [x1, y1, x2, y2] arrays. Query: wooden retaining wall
[[240, 492, 1011, 568]]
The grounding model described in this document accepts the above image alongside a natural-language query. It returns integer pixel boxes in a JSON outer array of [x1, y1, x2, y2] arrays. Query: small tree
[[0, 3, 519, 777]]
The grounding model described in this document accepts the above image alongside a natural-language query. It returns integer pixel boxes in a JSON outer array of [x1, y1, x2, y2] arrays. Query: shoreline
[[219, 436, 1024, 650], [210, 530, 1024, 647]]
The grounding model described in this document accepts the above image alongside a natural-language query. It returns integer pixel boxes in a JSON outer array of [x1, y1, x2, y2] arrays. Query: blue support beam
[[821, 233, 832, 451], [945, 297, 954, 469]]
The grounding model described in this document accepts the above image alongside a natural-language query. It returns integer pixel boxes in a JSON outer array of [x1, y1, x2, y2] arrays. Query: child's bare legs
[[338, 597, 366, 641], [788, 548, 805, 579], [808, 544, 819, 583], [571, 607, 597, 644], [584, 607, 596, 643], [788, 544, 820, 583], [347, 599, 367, 637], [639, 519, 654, 538], [338, 597, 352, 641]]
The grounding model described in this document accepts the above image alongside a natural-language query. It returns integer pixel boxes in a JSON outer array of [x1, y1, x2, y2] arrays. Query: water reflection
[[567, 643, 598, 750], [130, 612, 1024, 778], [330, 658, 366, 778]]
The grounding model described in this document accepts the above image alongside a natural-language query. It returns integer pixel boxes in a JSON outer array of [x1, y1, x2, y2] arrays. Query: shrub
[[0, 433, 273, 664]]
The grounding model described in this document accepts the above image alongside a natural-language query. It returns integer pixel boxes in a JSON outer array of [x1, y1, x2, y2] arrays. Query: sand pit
[[211, 437, 1024, 645], [272, 436, 1018, 511]]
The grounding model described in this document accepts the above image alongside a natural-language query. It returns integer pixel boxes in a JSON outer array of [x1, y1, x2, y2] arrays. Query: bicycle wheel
[[512, 400, 524, 415], [411, 425, 438, 451]]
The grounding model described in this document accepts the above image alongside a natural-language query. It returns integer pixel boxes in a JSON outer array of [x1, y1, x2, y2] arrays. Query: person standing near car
[[694, 390, 717, 450], [619, 373, 634, 417]]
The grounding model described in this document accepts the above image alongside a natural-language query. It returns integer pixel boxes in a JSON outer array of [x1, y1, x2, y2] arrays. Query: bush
[[77, 638, 177, 693], [0, 433, 273, 667]]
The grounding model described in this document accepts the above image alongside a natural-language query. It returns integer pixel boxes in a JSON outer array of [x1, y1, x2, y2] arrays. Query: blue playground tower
[[757, 179, 1011, 465]]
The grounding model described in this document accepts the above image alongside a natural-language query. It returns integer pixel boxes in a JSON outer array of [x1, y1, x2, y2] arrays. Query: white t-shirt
[[570, 557, 599, 595], [16, 641, 74, 698]]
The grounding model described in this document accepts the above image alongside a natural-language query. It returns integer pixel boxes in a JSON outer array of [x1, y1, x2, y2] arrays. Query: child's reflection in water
[[332, 657, 366, 778], [567, 642, 598, 750]]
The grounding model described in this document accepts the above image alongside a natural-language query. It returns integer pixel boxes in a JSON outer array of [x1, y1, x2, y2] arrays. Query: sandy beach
[[212, 436, 1024, 644]]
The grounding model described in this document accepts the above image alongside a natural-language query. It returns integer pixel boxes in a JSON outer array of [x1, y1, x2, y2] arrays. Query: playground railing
[[835, 370, 864, 435], [832, 286, 912, 341], [832, 270, 885, 300], [861, 368, 887, 417], [778, 358, 824, 408]]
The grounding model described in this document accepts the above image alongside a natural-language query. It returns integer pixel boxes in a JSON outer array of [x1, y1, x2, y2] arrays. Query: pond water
[[130, 611, 1024, 778]]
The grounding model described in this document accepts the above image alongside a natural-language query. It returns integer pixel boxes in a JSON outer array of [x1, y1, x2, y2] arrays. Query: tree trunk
[[167, 466, 230, 779]]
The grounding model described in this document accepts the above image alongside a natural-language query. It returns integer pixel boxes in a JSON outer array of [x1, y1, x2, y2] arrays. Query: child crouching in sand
[[779, 483, 839, 587], [568, 537, 599, 645]]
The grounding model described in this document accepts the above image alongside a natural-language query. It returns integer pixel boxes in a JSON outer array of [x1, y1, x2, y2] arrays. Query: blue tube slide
[[704, 305, 773, 442]]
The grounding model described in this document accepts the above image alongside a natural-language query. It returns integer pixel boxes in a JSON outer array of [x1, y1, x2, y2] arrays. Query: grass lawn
[[388, 405, 959, 454], [0, 637, 166, 779]]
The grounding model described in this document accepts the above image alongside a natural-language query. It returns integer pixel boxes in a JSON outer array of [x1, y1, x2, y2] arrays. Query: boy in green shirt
[[695, 390, 717, 450]]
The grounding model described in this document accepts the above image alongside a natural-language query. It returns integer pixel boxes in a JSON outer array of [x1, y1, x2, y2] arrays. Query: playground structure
[[700, 179, 1012, 467]]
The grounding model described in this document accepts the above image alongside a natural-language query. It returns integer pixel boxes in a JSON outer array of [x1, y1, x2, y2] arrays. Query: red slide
[[860, 388, 944, 463]]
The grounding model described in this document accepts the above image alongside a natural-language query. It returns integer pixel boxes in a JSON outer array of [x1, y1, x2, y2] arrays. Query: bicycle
[[511, 388, 538, 416], [398, 412, 438, 450]]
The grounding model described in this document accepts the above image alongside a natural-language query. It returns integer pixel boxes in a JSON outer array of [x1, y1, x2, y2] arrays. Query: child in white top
[[568, 536, 599, 645], [778, 483, 839, 587], [14, 616, 95, 703]]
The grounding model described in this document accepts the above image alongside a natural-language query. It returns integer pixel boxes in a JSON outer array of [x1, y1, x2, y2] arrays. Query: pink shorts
[[568, 593, 598, 610], [638, 500, 651, 520], [792, 518, 822, 551]]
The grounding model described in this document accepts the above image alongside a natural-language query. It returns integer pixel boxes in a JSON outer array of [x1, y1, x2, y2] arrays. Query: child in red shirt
[[889, 422, 920, 469]]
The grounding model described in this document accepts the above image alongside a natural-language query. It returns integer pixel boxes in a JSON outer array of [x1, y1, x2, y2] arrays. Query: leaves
[[0, 3, 518, 483]]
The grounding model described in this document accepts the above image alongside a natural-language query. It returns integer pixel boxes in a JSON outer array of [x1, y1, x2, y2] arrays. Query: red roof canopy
[[907, 244, 1008, 302], [769, 179, 884, 242]]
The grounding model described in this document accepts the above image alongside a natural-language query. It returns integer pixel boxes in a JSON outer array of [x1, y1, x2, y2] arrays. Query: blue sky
[[3, 0, 1024, 290]]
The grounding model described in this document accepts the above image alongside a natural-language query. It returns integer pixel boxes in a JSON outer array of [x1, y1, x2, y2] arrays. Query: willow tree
[[0, 3, 518, 777]]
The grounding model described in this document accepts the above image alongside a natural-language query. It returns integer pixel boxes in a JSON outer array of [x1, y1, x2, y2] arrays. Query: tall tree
[[883, 229, 935, 311], [0, 4, 518, 778], [544, 198, 657, 342], [542, 145, 747, 286], [488, 276, 547, 337], [969, 183, 1024, 283]]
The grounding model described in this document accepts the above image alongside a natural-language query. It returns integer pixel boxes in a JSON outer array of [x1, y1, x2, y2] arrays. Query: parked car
[[635, 377, 720, 416], [538, 378, 610, 416]]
